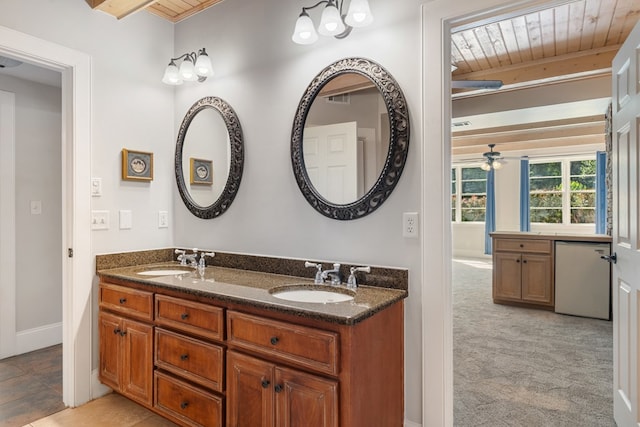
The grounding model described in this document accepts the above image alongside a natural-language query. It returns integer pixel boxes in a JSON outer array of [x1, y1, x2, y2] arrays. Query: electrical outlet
[[158, 211, 169, 228], [403, 212, 419, 238]]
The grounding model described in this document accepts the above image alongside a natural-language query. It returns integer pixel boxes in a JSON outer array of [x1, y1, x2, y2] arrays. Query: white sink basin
[[137, 269, 191, 276], [271, 288, 354, 304]]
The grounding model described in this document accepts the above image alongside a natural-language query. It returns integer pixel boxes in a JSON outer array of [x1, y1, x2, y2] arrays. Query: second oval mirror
[[291, 58, 410, 220]]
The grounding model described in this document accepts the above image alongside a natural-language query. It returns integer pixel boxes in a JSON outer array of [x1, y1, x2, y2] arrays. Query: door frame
[[421, 0, 571, 425], [0, 26, 93, 407]]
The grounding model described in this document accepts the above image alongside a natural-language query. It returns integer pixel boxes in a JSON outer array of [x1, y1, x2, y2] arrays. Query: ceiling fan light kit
[[481, 143, 503, 171]]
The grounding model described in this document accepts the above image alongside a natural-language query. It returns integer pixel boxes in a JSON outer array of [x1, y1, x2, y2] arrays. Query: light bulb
[[292, 11, 318, 45], [480, 162, 491, 171], [195, 51, 213, 77], [345, 0, 373, 28], [162, 61, 183, 85], [318, 2, 346, 36], [179, 57, 197, 81], [492, 160, 502, 170]]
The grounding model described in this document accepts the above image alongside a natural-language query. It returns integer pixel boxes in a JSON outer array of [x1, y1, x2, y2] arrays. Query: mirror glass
[[291, 58, 409, 220], [303, 74, 388, 204], [175, 96, 244, 219], [181, 108, 230, 207]]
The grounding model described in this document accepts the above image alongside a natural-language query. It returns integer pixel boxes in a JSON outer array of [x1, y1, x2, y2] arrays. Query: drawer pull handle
[[270, 336, 279, 345], [119, 298, 127, 304], [180, 401, 189, 410], [274, 384, 283, 393], [261, 379, 270, 388], [180, 313, 189, 320], [180, 354, 189, 361]]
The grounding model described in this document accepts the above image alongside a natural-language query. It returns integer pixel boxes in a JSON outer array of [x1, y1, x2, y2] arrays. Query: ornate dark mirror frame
[[175, 96, 244, 219], [291, 57, 410, 220]]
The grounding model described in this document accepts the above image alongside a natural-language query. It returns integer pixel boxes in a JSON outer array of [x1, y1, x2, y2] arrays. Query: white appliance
[[554, 241, 611, 320]]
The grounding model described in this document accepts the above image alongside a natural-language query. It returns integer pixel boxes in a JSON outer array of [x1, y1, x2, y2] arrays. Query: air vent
[[326, 93, 350, 104], [451, 120, 471, 128]]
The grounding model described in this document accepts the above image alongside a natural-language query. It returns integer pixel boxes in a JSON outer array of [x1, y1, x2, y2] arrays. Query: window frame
[[529, 156, 596, 226], [451, 164, 487, 224]]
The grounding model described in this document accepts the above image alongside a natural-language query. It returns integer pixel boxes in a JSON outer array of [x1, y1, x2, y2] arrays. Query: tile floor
[[1, 345, 176, 426]]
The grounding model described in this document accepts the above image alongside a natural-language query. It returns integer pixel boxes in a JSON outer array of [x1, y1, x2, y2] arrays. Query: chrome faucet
[[177, 248, 199, 268], [347, 265, 371, 289], [198, 252, 215, 270], [305, 261, 324, 284], [321, 263, 342, 286]]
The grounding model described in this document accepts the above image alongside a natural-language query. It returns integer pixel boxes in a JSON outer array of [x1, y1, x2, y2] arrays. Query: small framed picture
[[122, 149, 153, 181], [190, 158, 213, 185]]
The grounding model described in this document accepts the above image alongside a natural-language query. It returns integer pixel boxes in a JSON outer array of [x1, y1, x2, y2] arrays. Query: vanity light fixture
[[292, 0, 373, 45], [162, 48, 214, 85]]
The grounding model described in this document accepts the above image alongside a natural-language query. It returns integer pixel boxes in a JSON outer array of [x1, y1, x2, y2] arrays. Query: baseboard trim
[[405, 419, 422, 427], [91, 368, 112, 402], [16, 322, 62, 354]]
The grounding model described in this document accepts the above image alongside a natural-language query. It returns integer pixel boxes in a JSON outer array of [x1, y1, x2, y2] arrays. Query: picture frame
[[122, 149, 153, 181], [190, 158, 213, 185]]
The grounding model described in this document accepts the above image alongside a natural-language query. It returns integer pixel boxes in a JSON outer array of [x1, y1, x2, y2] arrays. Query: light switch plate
[[91, 210, 109, 230], [30, 200, 42, 215], [91, 177, 102, 197], [158, 211, 168, 228], [119, 210, 132, 230]]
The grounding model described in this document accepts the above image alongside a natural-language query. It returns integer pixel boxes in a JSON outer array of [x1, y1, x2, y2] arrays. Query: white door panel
[[612, 19, 640, 427]]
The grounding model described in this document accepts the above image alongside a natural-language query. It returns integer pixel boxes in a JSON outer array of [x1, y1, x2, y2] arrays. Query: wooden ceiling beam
[[453, 135, 606, 157]]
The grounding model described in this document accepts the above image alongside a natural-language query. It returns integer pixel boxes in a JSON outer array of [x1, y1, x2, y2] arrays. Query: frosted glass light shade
[[195, 52, 214, 77], [179, 58, 198, 81], [492, 160, 503, 170], [480, 161, 491, 171], [292, 12, 318, 44], [318, 3, 345, 36], [344, 0, 373, 27], [162, 62, 183, 85]]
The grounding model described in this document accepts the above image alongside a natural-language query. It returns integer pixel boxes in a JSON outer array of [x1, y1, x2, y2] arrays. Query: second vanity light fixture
[[292, 0, 373, 45], [162, 48, 214, 85]]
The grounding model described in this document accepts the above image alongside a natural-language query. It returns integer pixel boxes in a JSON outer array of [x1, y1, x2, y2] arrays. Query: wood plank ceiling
[[86, 0, 224, 22], [451, 0, 640, 159]]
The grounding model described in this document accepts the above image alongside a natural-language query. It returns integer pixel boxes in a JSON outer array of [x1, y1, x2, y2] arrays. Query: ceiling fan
[[480, 144, 504, 171], [451, 64, 503, 90]]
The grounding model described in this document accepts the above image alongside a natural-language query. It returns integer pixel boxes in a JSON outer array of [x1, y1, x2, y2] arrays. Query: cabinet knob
[[180, 401, 189, 410], [261, 379, 270, 389], [180, 313, 189, 320], [274, 384, 283, 393], [180, 354, 189, 361], [523, 259, 527, 264], [119, 298, 127, 304], [519, 244, 524, 248], [113, 328, 120, 335], [516, 259, 520, 263], [119, 330, 127, 336], [270, 336, 279, 345]]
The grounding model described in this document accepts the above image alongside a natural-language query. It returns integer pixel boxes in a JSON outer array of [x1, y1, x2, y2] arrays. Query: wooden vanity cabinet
[[98, 284, 154, 407], [493, 237, 553, 308]]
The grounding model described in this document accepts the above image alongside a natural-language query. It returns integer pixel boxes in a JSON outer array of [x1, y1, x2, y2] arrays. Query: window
[[529, 158, 596, 225], [451, 166, 486, 222]]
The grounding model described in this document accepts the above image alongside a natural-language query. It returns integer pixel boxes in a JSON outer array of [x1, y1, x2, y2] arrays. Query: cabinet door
[[493, 252, 522, 301], [122, 318, 154, 406], [227, 351, 274, 427], [98, 312, 122, 390], [275, 366, 338, 427], [521, 254, 552, 305]]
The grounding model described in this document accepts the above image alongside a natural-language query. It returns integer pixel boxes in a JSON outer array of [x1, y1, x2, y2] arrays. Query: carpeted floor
[[453, 258, 614, 426]]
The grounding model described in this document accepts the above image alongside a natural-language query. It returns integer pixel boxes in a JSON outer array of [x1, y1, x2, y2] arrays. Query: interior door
[[303, 122, 359, 204], [612, 20, 640, 427]]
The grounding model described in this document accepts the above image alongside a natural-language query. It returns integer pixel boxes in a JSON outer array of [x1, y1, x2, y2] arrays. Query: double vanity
[[97, 249, 407, 427]]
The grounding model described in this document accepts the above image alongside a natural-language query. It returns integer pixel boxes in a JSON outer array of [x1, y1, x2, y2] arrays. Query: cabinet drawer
[[155, 294, 224, 341], [100, 283, 153, 321], [154, 371, 223, 427], [227, 311, 338, 376], [155, 328, 224, 392], [494, 238, 551, 254]]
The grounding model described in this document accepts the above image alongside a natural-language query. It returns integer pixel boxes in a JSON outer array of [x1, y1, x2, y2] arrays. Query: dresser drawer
[[155, 294, 224, 341], [494, 238, 551, 254], [227, 311, 338, 376], [154, 371, 223, 427], [99, 283, 153, 321], [155, 328, 224, 392]]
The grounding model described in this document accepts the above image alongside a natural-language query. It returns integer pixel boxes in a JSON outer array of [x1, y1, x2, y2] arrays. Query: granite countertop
[[98, 262, 407, 325]]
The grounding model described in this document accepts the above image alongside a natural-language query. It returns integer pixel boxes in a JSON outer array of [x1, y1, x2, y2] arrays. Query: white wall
[[172, 0, 423, 422]]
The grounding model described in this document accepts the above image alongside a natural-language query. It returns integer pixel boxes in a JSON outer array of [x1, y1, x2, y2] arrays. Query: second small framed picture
[[122, 149, 153, 181], [190, 158, 213, 185]]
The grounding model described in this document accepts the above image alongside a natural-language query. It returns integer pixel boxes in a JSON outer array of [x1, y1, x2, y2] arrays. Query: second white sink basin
[[137, 269, 191, 276], [271, 287, 354, 304]]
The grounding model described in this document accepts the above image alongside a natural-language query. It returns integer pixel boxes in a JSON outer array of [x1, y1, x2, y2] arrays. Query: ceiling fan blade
[[451, 80, 503, 89]]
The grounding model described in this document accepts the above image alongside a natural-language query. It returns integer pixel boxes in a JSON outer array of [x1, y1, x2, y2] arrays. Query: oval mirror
[[291, 58, 409, 220], [175, 96, 244, 219]]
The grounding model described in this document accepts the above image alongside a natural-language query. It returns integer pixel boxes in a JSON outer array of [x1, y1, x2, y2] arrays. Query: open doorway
[[0, 25, 93, 408]]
